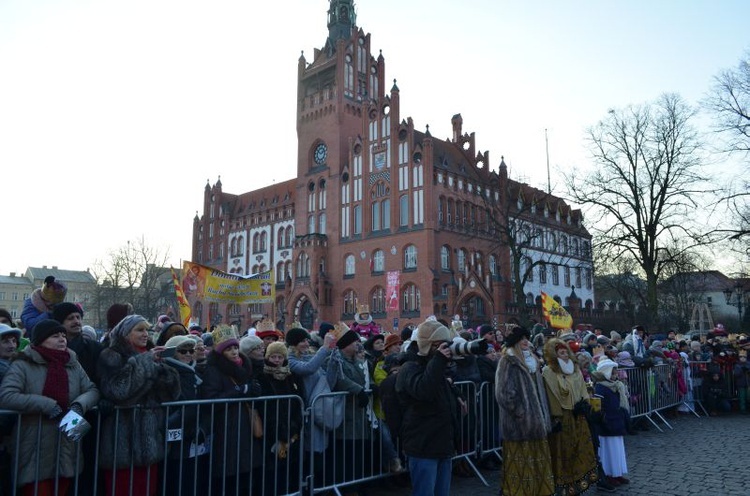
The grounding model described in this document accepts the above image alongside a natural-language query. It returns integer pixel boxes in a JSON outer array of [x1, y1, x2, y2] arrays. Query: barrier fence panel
[[477, 381, 502, 464], [305, 390, 400, 496], [451, 381, 488, 487]]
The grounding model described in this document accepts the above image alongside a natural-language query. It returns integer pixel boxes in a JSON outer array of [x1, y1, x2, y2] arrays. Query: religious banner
[[541, 291, 573, 330], [386, 270, 400, 312], [182, 261, 275, 304]]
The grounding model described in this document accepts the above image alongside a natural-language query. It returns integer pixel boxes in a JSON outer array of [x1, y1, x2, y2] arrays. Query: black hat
[[286, 327, 311, 347], [337, 330, 360, 349], [0, 308, 13, 324], [364, 333, 385, 351], [504, 326, 531, 348], [318, 322, 335, 339], [52, 302, 83, 323], [478, 324, 494, 338], [32, 319, 66, 346]]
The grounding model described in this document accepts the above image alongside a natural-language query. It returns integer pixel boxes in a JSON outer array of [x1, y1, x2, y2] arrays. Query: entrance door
[[300, 300, 315, 330]]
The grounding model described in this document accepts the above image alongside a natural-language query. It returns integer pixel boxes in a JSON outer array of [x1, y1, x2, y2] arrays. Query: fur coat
[[96, 335, 180, 469], [0, 347, 99, 485], [494, 350, 552, 441]]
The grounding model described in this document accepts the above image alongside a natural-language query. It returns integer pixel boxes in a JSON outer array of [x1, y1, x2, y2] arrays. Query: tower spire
[[327, 0, 357, 44]]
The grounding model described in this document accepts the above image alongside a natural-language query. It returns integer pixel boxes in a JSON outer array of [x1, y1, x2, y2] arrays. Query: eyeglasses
[[177, 349, 195, 355]]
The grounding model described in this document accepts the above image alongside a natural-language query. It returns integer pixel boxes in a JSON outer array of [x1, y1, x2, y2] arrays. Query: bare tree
[[90, 237, 171, 327], [703, 51, 750, 248], [565, 93, 710, 327]]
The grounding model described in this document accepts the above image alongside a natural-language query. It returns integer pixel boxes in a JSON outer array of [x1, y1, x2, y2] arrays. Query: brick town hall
[[190, 0, 594, 332]]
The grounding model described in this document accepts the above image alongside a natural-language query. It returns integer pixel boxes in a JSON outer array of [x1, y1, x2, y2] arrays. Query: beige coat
[[0, 347, 99, 486]]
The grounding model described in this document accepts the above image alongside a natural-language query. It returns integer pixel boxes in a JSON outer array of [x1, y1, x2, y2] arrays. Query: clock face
[[314, 144, 327, 165]]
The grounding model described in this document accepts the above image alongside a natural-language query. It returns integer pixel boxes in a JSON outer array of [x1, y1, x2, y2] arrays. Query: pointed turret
[[327, 1, 357, 45]]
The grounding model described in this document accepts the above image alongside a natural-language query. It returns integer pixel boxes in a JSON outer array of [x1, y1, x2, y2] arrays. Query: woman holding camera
[[494, 326, 554, 496]]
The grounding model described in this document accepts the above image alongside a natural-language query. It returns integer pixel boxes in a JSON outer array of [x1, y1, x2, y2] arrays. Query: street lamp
[[723, 281, 748, 327]]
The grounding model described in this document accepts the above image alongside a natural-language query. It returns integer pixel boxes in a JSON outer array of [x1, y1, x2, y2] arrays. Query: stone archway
[[456, 293, 489, 331]]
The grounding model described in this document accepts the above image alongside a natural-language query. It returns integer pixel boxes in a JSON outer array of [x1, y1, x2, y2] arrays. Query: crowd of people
[[0, 276, 748, 496]]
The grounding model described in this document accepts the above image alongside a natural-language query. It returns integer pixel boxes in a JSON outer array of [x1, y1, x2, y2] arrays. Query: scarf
[[263, 364, 291, 381], [522, 349, 537, 373], [558, 357, 575, 375], [33, 346, 70, 410], [597, 377, 630, 411]]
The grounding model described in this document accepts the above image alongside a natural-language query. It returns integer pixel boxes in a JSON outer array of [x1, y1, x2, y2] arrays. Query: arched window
[[343, 290, 357, 315], [259, 232, 267, 251], [319, 213, 326, 233], [296, 252, 310, 278], [404, 245, 417, 269], [457, 249, 466, 272], [489, 255, 497, 276], [539, 262, 547, 284], [440, 246, 450, 270], [253, 233, 260, 253], [402, 284, 421, 312], [344, 254, 356, 276], [399, 194, 409, 226], [276, 262, 285, 283], [373, 249, 384, 272], [277, 228, 285, 248], [286, 226, 294, 247], [371, 286, 386, 313]]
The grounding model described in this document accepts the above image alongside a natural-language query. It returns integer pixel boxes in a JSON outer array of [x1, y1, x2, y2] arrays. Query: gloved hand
[[250, 380, 262, 397], [573, 399, 591, 418], [356, 390, 369, 408], [48, 404, 63, 419]]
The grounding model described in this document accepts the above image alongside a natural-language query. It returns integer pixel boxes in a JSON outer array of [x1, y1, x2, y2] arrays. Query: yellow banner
[[182, 261, 275, 304], [170, 267, 192, 327], [541, 291, 573, 329]]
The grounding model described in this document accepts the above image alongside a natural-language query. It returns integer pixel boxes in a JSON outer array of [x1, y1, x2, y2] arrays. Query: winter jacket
[[494, 351, 551, 442], [288, 346, 332, 452], [396, 352, 460, 459], [199, 352, 263, 476], [162, 358, 207, 460], [594, 383, 627, 436], [20, 293, 51, 335], [66, 334, 103, 385], [329, 352, 371, 440], [0, 347, 99, 486], [257, 363, 303, 447], [97, 339, 180, 469]]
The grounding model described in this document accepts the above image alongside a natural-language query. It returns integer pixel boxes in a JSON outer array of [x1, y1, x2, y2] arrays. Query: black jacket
[[396, 352, 460, 459]]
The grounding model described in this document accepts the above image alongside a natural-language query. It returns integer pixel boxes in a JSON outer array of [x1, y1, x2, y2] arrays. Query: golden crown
[[333, 321, 350, 339], [212, 324, 238, 345], [256, 318, 276, 333], [356, 304, 370, 315]]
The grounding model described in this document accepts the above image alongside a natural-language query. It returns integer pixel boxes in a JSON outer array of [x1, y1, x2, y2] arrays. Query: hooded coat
[[97, 332, 180, 469], [0, 346, 99, 486]]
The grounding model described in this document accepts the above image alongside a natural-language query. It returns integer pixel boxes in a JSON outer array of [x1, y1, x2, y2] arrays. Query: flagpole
[[545, 128, 551, 195]]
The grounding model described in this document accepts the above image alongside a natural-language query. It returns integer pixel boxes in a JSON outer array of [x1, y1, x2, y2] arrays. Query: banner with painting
[[182, 261, 275, 304]]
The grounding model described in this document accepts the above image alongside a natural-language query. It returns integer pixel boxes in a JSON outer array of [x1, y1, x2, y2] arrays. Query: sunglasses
[[177, 349, 195, 355]]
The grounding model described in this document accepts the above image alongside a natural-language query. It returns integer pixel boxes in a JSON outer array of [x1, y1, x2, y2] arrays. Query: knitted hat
[[41, 276, 67, 305], [265, 341, 288, 359], [478, 324, 495, 338], [109, 315, 148, 343], [384, 333, 402, 351], [212, 325, 239, 354], [165, 335, 195, 349], [610, 331, 622, 342], [415, 320, 453, 356], [0, 323, 22, 341], [337, 330, 360, 349], [597, 357, 618, 377], [596, 335, 611, 346], [615, 351, 635, 367], [81, 325, 97, 341], [318, 321, 335, 339], [504, 326, 531, 348], [31, 319, 66, 346], [52, 302, 83, 323], [285, 327, 311, 347], [239, 335, 263, 355], [201, 332, 214, 347], [106, 303, 132, 330]]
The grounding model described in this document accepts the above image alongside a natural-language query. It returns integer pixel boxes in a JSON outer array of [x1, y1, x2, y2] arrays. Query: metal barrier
[[1, 359, 739, 495]]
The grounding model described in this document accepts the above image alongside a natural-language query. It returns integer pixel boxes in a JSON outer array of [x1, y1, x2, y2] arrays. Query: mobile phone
[[160, 347, 177, 359]]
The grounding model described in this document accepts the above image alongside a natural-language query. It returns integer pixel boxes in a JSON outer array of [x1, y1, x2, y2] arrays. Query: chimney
[[53, 266, 58, 270], [10, 272, 15, 277]]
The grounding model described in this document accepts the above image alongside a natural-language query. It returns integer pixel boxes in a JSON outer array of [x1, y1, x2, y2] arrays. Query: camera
[[448, 339, 487, 357]]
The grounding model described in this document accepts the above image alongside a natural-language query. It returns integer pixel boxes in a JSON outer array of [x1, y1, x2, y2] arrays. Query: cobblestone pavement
[[366, 413, 750, 496]]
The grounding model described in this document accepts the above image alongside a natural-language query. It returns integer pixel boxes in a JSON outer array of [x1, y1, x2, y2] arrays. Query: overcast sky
[[1, 0, 748, 277]]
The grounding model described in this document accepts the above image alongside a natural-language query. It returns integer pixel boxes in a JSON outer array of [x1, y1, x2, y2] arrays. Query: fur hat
[[106, 303, 133, 331], [596, 357, 618, 377], [212, 325, 240, 354], [364, 333, 385, 351], [52, 302, 83, 323], [0, 323, 22, 341], [384, 333, 402, 351], [165, 335, 194, 349], [504, 326, 530, 348], [109, 315, 148, 343], [337, 330, 360, 349], [416, 320, 453, 356], [157, 322, 188, 346], [41, 276, 67, 305], [240, 335, 263, 355], [31, 319, 66, 346], [265, 341, 288, 359], [285, 327, 310, 347]]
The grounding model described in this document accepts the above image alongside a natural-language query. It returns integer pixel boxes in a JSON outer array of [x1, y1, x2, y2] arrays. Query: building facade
[[190, 1, 594, 332]]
